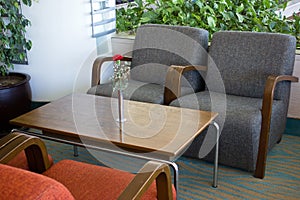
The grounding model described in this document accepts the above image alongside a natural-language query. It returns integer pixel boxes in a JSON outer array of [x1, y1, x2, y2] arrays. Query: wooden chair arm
[[91, 56, 132, 87], [164, 64, 207, 105], [118, 161, 173, 200], [255, 75, 299, 178], [0, 131, 51, 173]]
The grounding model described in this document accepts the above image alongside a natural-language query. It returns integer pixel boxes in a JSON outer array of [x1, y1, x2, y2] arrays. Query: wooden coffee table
[[10, 93, 219, 191]]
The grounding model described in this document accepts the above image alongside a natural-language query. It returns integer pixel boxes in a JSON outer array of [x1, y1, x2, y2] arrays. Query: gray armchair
[[169, 31, 298, 178], [87, 24, 208, 105]]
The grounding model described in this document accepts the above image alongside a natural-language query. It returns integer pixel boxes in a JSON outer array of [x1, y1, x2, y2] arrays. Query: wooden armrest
[[255, 75, 299, 178], [0, 131, 51, 173], [91, 56, 132, 87], [119, 161, 173, 200], [164, 64, 207, 105]]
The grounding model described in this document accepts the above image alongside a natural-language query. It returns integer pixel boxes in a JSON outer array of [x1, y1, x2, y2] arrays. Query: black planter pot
[[0, 72, 32, 129]]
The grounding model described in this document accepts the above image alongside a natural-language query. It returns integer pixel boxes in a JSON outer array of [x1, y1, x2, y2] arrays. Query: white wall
[[13, 0, 105, 101]]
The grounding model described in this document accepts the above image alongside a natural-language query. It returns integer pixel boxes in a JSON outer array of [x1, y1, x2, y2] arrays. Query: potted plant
[[0, 0, 34, 129], [115, 0, 299, 48]]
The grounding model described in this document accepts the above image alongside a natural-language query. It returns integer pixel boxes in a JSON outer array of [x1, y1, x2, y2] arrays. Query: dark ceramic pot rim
[[0, 72, 31, 90]]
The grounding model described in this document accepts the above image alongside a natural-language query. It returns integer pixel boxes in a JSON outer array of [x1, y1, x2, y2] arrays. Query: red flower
[[113, 54, 123, 61]]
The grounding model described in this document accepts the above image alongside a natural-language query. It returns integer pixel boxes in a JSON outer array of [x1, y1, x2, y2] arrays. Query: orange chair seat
[[0, 164, 74, 200], [43, 159, 176, 200]]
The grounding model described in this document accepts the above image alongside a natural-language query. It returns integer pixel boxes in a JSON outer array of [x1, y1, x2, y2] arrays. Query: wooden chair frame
[[165, 64, 299, 179], [0, 132, 174, 200]]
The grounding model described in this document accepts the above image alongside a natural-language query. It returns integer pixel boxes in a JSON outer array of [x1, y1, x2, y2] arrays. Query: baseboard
[[285, 118, 300, 136], [30, 101, 49, 110]]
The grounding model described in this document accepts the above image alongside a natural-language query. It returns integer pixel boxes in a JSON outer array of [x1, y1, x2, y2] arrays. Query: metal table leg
[[211, 121, 220, 188], [169, 162, 179, 190]]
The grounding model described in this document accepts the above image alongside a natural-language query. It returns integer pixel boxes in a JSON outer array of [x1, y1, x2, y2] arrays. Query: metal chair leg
[[73, 145, 78, 157]]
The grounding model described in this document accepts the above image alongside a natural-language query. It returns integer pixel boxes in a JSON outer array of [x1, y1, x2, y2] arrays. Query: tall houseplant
[[116, 0, 299, 47], [0, 0, 34, 129], [0, 0, 33, 75]]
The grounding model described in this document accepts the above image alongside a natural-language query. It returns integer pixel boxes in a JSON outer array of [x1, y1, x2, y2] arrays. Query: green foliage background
[[0, 0, 33, 76], [116, 0, 300, 47]]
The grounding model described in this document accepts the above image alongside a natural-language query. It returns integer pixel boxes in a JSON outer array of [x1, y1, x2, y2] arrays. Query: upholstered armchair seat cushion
[[0, 164, 74, 200], [170, 91, 286, 171], [43, 159, 175, 200], [88, 79, 194, 104]]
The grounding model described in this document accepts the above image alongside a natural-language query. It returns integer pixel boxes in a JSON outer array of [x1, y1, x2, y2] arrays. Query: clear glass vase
[[112, 61, 130, 123]]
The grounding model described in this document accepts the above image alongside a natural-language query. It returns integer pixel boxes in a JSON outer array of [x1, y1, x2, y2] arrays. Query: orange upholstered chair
[[0, 132, 175, 199], [0, 132, 53, 171], [0, 164, 74, 200]]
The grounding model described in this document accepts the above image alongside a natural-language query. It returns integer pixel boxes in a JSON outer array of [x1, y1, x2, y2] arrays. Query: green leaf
[[22, 0, 32, 7], [236, 4, 244, 13], [269, 21, 276, 30], [236, 13, 244, 23], [141, 11, 157, 23], [194, 1, 203, 9], [263, 0, 270, 9], [207, 16, 216, 28], [192, 13, 201, 21], [221, 12, 231, 21]]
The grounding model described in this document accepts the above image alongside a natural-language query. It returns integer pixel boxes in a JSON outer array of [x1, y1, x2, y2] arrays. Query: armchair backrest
[[130, 24, 209, 92], [208, 31, 296, 100]]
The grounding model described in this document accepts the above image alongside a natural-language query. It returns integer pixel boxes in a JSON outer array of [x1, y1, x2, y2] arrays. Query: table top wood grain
[[10, 93, 217, 160]]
